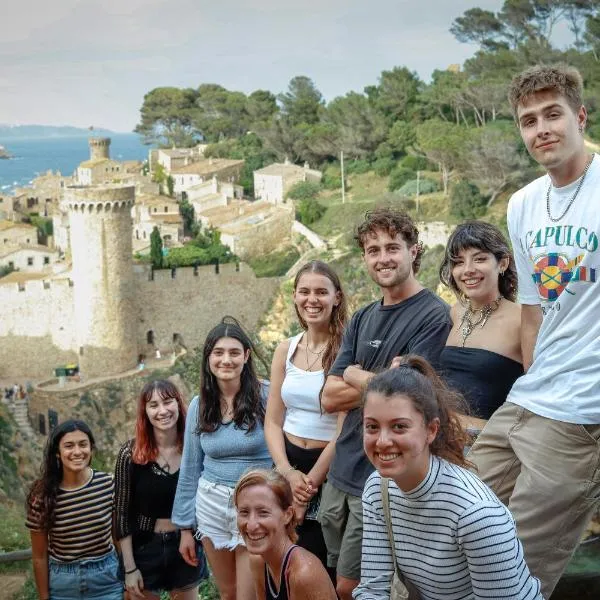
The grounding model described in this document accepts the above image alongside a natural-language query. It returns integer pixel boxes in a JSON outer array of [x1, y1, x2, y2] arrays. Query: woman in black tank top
[[234, 469, 336, 600], [439, 221, 524, 433]]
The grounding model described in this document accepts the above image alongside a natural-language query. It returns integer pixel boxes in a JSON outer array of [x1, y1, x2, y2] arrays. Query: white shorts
[[195, 477, 244, 550]]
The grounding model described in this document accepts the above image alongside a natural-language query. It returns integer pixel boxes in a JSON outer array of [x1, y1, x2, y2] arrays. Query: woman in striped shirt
[[26, 419, 122, 600], [354, 356, 542, 600]]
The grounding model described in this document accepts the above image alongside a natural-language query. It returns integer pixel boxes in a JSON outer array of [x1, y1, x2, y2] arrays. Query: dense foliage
[[135, 1, 600, 207]]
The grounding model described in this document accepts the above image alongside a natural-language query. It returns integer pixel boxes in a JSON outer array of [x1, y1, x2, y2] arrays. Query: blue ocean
[[0, 133, 150, 194]]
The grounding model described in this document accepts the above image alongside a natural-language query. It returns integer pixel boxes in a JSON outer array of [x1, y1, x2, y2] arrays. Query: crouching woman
[[235, 469, 336, 600], [353, 357, 543, 600]]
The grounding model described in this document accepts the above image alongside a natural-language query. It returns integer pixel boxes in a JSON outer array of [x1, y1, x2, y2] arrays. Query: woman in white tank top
[[264, 260, 348, 575]]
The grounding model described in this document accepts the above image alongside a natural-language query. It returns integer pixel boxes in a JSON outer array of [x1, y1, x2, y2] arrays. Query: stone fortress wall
[[134, 262, 279, 356], [0, 263, 279, 379], [0, 278, 78, 377]]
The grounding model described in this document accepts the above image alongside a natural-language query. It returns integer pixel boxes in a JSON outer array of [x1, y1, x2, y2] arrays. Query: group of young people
[[25, 62, 599, 600]]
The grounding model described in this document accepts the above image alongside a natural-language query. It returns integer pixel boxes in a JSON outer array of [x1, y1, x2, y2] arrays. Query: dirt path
[[0, 572, 27, 599]]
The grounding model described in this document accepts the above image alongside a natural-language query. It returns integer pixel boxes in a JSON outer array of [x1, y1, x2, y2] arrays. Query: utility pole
[[340, 150, 346, 204]]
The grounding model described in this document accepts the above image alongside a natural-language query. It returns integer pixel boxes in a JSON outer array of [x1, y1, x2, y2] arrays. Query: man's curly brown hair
[[355, 208, 423, 274]]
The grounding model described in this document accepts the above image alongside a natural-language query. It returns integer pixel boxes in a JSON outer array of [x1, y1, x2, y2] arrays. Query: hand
[[293, 500, 308, 525], [390, 356, 404, 369], [125, 568, 145, 598], [343, 364, 361, 383], [286, 469, 314, 503], [179, 529, 199, 567]]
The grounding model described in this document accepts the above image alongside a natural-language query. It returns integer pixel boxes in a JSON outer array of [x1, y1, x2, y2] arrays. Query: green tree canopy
[[135, 87, 198, 147], [150, 226, 163, 269], [278, 76, 324, 126]]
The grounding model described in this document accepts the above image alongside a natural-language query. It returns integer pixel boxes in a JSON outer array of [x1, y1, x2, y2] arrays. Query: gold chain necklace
[[305, 332, 326, 371], [459, 296, 502, 347]]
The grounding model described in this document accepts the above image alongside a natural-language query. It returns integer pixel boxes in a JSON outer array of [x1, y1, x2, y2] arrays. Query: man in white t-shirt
[[469, 64, 600, 599]]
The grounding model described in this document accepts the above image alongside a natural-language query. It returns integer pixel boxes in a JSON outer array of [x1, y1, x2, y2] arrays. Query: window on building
[[8, 261, 14, 269], [147, 330, 154, 345], [27, 257, 34, 266], [143, 231, 146, 239], [164, 206, 168, 212], [44, 256, 50, 265], [26, 238, 30, 243], [154, 208, 157, 213]]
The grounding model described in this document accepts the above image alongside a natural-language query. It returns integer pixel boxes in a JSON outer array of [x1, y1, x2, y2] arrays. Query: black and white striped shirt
[[354, 456, 542, 600], [26, 470, 114, 562]]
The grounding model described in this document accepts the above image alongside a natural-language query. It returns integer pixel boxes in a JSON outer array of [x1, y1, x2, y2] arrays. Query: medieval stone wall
[[134, 261, 280, 355], [0, 278, 77, 378]]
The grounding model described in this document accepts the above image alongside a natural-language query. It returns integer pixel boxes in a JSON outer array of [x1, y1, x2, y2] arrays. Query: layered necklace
[[459, 296, 502, 347], [546, 153, 594, 222], [305, 332, 327, 371]]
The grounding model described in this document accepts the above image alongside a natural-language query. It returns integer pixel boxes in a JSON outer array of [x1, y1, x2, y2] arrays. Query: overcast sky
[[0, 0, 557, 132]]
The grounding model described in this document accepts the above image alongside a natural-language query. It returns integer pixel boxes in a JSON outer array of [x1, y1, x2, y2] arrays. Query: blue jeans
[[49, 550, 122, 599]]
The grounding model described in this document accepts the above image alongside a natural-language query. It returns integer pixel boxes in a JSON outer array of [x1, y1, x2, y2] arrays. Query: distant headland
[[0, 124, 115, 139], [0, 144, 11, 159]]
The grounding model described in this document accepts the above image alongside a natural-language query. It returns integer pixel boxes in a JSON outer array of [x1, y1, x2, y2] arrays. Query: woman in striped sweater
[[26, 420, 122, 600], [354, 356, 543, 600]]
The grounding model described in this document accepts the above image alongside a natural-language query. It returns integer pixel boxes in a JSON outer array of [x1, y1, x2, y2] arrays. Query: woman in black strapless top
[[439, 221, 523, 428]]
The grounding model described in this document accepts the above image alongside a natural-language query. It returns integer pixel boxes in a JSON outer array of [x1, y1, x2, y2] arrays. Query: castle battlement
[[62, 184, 135, 212], [88, 137, 111, 161], [135, 261, 252, 284], [0, 277, 73, 297]]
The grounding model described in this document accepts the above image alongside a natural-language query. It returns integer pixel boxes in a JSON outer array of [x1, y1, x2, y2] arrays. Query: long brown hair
[[293, 260, 348, 376], [364, 355, 471, 469], [27, 420, 95, 529]]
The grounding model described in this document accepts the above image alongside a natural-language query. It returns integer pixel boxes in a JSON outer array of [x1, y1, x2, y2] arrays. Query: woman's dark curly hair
[[439, 220, 517, 301], [27, 420, 95, 529], [198, 316, 267, 433]]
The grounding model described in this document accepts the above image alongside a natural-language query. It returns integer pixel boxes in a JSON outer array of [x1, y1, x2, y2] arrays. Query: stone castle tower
[[62, 184, 137, 378], [88, 137, 111, 161]]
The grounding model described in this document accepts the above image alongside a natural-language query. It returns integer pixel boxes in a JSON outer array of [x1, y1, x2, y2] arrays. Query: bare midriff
[[285, 431, 328, 450]]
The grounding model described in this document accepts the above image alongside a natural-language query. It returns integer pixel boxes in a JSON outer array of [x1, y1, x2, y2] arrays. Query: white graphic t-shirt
[[507, 155, 600, 424]]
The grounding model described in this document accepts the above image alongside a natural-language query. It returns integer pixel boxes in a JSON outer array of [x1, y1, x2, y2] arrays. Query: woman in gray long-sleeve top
[[172, 316, 271, 600]]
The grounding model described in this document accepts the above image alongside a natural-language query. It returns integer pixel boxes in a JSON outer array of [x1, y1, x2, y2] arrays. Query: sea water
[[0, 133, 150, 194]]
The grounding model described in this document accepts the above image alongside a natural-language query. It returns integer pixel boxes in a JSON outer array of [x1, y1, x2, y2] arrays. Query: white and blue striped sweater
[[353, 456, 542, 600]]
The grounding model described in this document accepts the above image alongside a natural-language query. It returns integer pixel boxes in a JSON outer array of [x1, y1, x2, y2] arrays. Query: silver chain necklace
[[546, 153, 594, 222], [459, 296, 502, 347]]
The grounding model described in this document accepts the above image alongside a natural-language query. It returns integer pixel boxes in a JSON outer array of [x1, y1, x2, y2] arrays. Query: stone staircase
[[4, 396, 36, 439]]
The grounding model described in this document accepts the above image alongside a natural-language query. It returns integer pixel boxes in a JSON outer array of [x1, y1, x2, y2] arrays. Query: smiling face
[[363, 392, 438, 491], [293, 271, 340, 327], [517, 90, 586, 172], [57, 430, 92, 475], [208, 336, 249, 384], [363, 229, 416, 290], [451, 247, 507, 306], [236, 484, 293, 556], [145, 390, 180, 433]]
